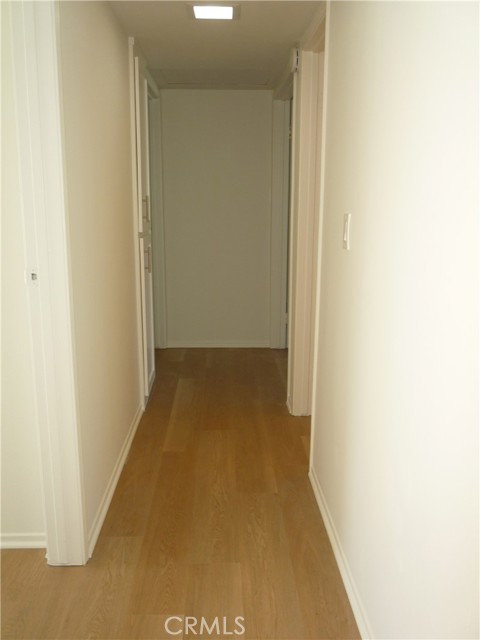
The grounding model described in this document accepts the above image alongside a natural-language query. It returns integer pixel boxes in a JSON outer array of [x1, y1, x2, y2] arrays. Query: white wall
[[160, 90, 273, 347], [1, 1, 46, 547], [310, 2, 479, 639], [58, 2, 142, 542]]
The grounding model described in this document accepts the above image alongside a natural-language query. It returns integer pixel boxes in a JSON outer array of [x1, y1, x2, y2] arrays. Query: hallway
[[2, 349, 359, 640]]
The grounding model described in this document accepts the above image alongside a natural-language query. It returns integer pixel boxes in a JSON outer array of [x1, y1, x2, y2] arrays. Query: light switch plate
[[343, 213, 351, 250]]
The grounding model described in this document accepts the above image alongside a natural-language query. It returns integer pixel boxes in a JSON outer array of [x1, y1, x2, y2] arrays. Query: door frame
[[129, 39, 158, 404], [270, 99, 291, 349], [147, 83, 168, 349], [287, 7, 326, 416], [128, 38, 146, 405], [9, 1, 87, 565]]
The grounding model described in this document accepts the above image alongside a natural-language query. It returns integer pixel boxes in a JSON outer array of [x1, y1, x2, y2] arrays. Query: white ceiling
[[110, 1, 324, 90]]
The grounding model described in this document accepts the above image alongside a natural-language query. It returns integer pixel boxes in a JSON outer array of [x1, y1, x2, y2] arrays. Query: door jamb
[[134, 68, 168, 351], [128, 38, 147, 406], [10, 1, 87, 565], [270, 100, 291, 349], [287, 8, 326, 416], [147, 87, 168, 349]]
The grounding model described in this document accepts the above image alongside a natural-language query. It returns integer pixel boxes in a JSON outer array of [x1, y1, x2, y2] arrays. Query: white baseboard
[[144, 370, 156, 409], [309, 466, 374, 640], [148, 369, 156, 394], [166, 340, 270, 348], [1, 532, 46, 549], [87, 404, 144, 557], [286, 394, 310, 417], [287, 395, 293, 414]]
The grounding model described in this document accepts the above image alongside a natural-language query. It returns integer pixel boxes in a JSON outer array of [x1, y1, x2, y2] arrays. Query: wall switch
[[343, 213, 352, 250]]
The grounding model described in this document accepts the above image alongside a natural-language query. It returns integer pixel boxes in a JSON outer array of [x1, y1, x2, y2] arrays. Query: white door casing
[[131, 43, 156, 403], [270, 99, 291, 350], [148, 94, 168, 349], [9, 1, 87, 565], [287, 49, 325, 416], [285, 5, 326, 417]]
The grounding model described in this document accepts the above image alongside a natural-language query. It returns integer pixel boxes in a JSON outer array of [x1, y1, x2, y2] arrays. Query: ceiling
[[110, 1, 324, 91]]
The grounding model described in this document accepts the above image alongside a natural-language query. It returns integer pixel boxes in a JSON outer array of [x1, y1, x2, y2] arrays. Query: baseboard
[[148, 369, 156, 394], [286, 394, 310, 417], [287, 395, 293, 413], [87, 403, 144, 557], [145, 369, 156, 409], [166, 340, 270, 348], [1, 532, 46, 549], [309, 466, 374, 640]]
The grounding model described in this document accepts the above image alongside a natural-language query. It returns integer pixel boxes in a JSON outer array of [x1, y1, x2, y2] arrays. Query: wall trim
[[1, 533, 47, 550], [166, 340, 270, 348], [286, 395, 294, 414], [270, 100, 290, 350], [11, 1, 88, 566], [150, 96, 168, 349], [309, 466, 373, 640], [287, 49, 324, 417], [87, 404, 144, 556], [128, 38, 146, 410], [148, 370, 156, 398]]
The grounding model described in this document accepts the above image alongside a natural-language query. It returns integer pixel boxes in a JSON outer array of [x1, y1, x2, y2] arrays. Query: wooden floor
[[2, 349, 359, 640]]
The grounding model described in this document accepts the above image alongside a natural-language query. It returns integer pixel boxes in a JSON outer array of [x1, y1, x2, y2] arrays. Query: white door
[[134, 56, 155, 399]]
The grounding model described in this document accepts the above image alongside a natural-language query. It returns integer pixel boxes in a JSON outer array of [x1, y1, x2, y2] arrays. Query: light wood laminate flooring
[[2, 348, 360, 640]]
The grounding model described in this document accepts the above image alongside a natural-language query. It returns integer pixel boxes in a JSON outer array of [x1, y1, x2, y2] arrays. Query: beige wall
[[160, 90, 273, 347], [1, 2, 46, 546], [58, 2, 142, 536], [311, 2, 479, 638]]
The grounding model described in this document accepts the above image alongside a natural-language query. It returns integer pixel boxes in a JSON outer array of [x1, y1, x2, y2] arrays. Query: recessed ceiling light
[[193, 5, 234, 20]]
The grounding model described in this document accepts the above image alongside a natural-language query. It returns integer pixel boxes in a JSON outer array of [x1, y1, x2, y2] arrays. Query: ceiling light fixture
[[193, 5, 234, 20]]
